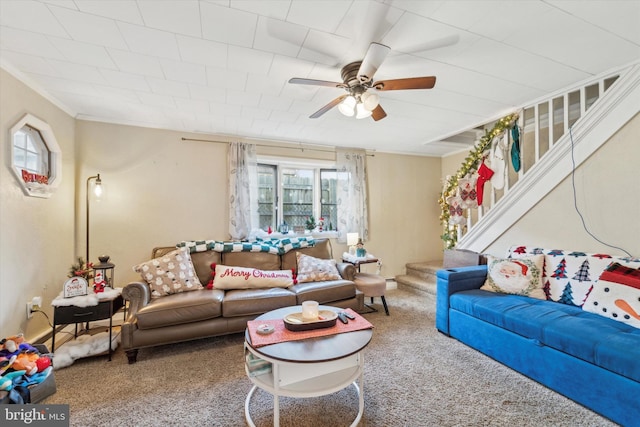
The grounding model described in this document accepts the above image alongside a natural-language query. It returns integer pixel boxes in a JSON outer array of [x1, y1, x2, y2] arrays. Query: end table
[[51, 293, 124, 361]]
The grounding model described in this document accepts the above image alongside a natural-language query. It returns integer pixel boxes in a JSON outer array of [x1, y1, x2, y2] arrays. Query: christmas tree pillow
[[583, 263, 640, 329], [508, 246, 640, 306], [481, 254, 545, 299]]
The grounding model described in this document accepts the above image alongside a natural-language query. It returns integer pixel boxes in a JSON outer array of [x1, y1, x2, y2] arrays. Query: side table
[[51, 294, 124, 361], [342, 257, 379, 273]]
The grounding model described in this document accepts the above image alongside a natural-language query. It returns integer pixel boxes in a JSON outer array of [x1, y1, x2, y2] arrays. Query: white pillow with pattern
[[133, 247, 202, 297], [295, 253, 341, 283]]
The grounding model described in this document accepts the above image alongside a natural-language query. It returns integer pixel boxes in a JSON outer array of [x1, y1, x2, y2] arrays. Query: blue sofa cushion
[[450, 289, 640, 382]]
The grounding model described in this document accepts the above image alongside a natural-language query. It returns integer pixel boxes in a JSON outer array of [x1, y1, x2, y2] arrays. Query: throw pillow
[[481, 254, 545, 299], [295, 253, 341, 283], [583, 262, 640, 329], [508, 246, 640, 306], [133, 247, 202, 297], [213, 265, 294, 290]]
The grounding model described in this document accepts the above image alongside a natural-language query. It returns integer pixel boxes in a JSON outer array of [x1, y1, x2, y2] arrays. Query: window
[[13, 125, 50, 176], [257, 160, 338, 232], [10, 113, 62, 198]]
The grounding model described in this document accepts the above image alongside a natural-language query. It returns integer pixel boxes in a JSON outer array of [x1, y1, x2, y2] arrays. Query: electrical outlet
[[26, 296, 42, 319]]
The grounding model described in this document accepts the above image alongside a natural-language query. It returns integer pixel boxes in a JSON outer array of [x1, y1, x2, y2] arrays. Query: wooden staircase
[[395, 261, 442, 295]]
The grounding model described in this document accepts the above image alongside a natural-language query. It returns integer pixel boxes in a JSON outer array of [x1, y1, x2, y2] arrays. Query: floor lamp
[[86, 174, 102, 263]]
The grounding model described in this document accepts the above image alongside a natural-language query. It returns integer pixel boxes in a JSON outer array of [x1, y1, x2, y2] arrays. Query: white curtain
[[228, 142, 258, 240], [336, 148, 369, 243]]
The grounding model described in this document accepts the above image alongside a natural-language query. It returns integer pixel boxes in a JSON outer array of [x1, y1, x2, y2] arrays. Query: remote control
[[343, 311, 355, 320], [337, 312, 348, 324]]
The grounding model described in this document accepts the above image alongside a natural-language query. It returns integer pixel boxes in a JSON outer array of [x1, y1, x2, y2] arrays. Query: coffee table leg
[[245, 385, 258, 427]]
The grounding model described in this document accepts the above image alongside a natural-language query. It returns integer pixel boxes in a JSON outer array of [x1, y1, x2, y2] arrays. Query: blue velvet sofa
[[436, 265, 640, 427]]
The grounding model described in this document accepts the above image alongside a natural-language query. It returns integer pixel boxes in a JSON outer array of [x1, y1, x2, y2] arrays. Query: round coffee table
[[244, 305, 373, 427]]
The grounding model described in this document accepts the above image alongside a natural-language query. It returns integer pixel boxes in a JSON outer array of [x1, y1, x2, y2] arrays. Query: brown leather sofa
[[121, 239, 364, 363]]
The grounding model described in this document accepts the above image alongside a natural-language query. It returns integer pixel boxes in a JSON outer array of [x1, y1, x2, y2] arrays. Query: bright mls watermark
[[1, 405, 69, 426]]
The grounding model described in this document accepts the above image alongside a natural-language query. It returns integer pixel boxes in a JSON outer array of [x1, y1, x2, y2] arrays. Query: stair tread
[[395, 274, 437, 295], [405, 260, 443, 272]]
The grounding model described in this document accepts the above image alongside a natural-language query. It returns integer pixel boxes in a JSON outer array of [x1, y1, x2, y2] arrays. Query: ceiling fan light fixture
[[355, 102, 372, 119], [361, 92, 380, 111], [338, 95, 356, 117]]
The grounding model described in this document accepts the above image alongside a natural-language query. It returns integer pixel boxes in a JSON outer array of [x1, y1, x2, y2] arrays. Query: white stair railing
[[454, 62, 639, 252]]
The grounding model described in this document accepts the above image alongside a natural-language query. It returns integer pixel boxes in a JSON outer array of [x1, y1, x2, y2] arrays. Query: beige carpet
[[43, 288, 617, 427]]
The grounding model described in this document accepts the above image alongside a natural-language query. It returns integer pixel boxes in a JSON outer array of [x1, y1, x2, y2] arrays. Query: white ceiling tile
[[0, 0, 69, 37], [27, 73, 100, 96], [241, 105, 271, 120], [206, 67, 247, 90], [146, 77, 190, 97], [259, 94, 293, 111], [466, 1, 550, 42], [286, 1, 351, 33], [176, 35, 227, 68], [227, 45, 273, 74], [226, 89, 262, 107], [49, 5, 128, 49], [48, 59, 108, 84], [547, 0, 640, 45], [136, 91, 176, 109], [100, 68, 151, 91], [269, 54, 315, 81], [200, 2, 257, 47], [210, 101, 241, 116], [230, 0, 291, 20], [246, 73, 286, 96], [107, 48, 165, 78], [269, 109, 300, 123], [0, 50, 59, 76], [253, 16, 307, 57], [49, 37, 117, 69], [334, 0, 404, 49], [39, 1, 78, 10], [93, 85, 140, 103], [429, 0, 501, 30], [298, 30, 350, 66], [159, 58, 206, 85], [189, 84, 226, 103], [174, 98, 210, 113], [117, 22, 181, 60], [73, 0, 143, 24], [0, 27, 66, 59], [137, 0, 201, 37]]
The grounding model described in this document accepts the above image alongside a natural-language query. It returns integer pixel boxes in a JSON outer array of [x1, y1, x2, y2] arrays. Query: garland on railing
[[438, 112, 520, 249]]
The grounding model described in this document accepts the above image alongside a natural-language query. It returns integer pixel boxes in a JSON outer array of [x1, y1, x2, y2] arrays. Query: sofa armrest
[[435, 265, 488, 336], [336, 262, 356, 281], [121, 281, 151, 321]]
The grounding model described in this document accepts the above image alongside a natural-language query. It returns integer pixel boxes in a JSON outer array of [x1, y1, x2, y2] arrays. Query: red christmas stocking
[[476, 161, 494, 205]]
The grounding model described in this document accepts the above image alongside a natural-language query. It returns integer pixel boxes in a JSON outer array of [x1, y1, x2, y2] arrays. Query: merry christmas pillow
[[213, 265, 294, 290], [481, 254, 545, 299], [583, 263, 640, 329], [295, 253, 341, 283], [133, 247, 202, 297]]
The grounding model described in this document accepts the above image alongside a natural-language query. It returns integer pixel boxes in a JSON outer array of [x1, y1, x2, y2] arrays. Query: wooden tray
[[283, 310, 338, 331]]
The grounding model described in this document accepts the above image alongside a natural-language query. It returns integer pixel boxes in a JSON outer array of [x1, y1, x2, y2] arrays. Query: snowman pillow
[[583, 262, 640, 329], [133, 247, 203, 297]]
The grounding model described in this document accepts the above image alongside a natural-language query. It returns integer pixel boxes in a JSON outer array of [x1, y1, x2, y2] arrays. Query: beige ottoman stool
[[353, 272, 389, 315]]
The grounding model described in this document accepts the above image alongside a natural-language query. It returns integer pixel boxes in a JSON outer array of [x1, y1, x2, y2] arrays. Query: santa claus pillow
[[582, 263, 640, 329], [481, 254, 545, 299]]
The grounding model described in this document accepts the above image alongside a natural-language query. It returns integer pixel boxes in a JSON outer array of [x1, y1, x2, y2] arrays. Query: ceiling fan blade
[[289, 78, 345, 88], [371, 104, 387, 121], [310, 95, 348, 119], [373, 76, 436, 91], [357, 42, 391, 83]]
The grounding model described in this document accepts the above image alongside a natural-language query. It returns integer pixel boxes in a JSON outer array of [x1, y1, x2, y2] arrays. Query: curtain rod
[[181, 137, 375, 156]]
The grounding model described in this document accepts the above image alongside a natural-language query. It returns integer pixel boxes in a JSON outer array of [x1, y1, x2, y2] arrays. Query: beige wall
[[77, 120, 443, 284], [486, 113, 640, 258], [0, 69, 76, 340]]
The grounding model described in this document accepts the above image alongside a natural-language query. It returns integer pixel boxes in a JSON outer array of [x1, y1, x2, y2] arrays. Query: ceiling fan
[[288, 42, 436, 121]]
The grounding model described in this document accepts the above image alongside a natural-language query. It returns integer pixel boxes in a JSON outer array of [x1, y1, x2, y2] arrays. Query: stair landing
[[395, 261, 442, 295]]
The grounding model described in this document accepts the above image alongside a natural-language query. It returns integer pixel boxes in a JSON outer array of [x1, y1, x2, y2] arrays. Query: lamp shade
[[355, 102, 372, 119], [338, 96, 356, 117], [347, 232, 359, 246], [361, 92, 380, 111]]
